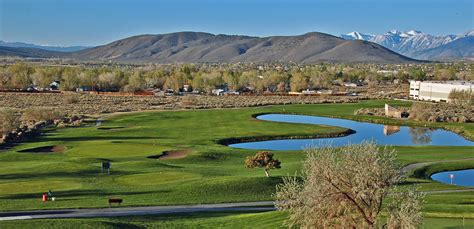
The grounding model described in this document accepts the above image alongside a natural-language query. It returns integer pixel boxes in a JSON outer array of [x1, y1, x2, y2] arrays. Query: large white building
[[409, 80, 473, 102]]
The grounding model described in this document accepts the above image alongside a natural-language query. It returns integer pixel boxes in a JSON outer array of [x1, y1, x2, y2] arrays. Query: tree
[[275, 142, 423, 228], [0, 109, 20, 135], [165, 71, 187, 92], [61, 68, 80, 91], [290, 71, 309, 92], [9, 62, 32, 89], [245, 151, 281, 177], [409, 68, 427, 81], [31, 68, 54, 89], [0, 68, 12, 90], [124, 71, 146, 92]]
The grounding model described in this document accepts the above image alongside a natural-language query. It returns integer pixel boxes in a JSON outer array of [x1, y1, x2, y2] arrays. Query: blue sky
[[0, 0, 472, 46]]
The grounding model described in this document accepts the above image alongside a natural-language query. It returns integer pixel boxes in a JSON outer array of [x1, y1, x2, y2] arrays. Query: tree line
[[0, 62, 472, 94]]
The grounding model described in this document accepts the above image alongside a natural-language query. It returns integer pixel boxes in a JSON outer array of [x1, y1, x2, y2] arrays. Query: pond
[[431, 169, 474, 187], [229, 114, 474, 150]]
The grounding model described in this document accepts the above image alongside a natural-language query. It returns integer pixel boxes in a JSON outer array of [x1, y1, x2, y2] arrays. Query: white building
[[409, 80, 473, 102]]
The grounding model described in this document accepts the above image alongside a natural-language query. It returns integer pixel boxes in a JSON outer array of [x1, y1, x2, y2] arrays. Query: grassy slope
[[0, 100, 473, 218]]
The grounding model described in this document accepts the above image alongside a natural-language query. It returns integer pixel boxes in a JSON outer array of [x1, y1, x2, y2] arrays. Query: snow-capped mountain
[[341, 31, 374, 41], [340, 29, 473, 60]]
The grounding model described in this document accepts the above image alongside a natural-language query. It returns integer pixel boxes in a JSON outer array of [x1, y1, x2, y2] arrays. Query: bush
[[0, 109, 20, 134], [63, 93, 80, 104], [449, 89, 473, 106], [22, 107, 64, 122], [410, 102, 432, 121]]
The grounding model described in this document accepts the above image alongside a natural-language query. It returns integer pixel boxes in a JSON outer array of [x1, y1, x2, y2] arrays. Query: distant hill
[[0, 32, 416, 63], [0, 46, 66, 58], [0, 41, 90, 52], [71, 32, 416, 63]]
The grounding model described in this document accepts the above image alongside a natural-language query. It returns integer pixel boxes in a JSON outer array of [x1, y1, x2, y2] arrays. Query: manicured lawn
[[0, 100, 473, 222]]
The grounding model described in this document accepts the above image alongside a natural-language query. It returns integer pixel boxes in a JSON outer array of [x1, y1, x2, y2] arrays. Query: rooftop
[[410, 80, 473, 86]]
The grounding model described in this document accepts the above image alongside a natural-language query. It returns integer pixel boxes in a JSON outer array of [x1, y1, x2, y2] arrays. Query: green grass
[[0, 100, 473, 222], [2, 211, 474, 229]]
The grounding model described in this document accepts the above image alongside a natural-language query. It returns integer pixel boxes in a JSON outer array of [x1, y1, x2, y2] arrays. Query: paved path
[[401, 158, 474, 174], [0, 201, 275, 221]]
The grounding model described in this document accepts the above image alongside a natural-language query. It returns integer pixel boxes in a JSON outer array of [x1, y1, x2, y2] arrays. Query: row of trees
[[0, 62, 472, 93]]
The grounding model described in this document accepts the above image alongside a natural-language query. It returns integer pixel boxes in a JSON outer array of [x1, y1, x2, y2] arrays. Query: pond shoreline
[[225, 113, 474, 150], [217, 129, 356, 146]]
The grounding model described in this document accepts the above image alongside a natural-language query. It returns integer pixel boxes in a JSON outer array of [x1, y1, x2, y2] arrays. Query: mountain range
[[0, 41, 90, 52], [0, 32, 415, 63], [341, 29, 474, 60]]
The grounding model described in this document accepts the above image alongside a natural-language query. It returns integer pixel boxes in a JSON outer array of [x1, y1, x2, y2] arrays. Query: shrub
[[245, 151, 281, 177], [0, 109, 20, 134], [63, 93, 80, 104], [22, 107, 64, 122], [410, 102, 432, 121]]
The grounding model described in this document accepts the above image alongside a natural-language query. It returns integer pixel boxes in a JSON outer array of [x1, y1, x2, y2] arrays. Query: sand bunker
[[97, 126, 124, 130], [147, 150, 190, 160], [18, 145, 66, 153]]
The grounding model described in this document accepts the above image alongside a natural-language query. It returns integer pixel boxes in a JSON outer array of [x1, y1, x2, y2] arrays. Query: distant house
[[377, 70, 398, 75], [317, 89, 333, 95], [212, 84, 230, 96], [212, 88, 225, 96], [49, 81, 60, 90], [182, 84, 191, 92], [302, 89, 317, 95], [76, 86, 93, 92], [164, 89, 174, 96], [343, 82, 358, 87]]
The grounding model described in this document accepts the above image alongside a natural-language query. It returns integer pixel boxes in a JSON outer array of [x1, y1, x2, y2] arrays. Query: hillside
[[1, 32, 417, 63]]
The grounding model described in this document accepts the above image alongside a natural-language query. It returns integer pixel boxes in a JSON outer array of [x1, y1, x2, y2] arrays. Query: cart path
[[0, 201, 275, 221], [401, 158, 474, 174]]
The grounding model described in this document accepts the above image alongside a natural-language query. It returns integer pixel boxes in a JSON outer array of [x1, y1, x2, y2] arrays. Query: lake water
[[229, 114, 474, 150], [431, 169, 474, 187]]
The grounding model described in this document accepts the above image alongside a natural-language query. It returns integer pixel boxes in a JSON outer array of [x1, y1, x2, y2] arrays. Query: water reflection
[[229, 114, 474, 150], [409, 127, 434, 145], [383, 125, 400, 136]]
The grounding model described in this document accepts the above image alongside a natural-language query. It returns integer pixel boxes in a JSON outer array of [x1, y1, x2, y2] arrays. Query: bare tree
[[275, 142, 423, 228], [0, 109, 20, 135], [245, 151, 281, 177]]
